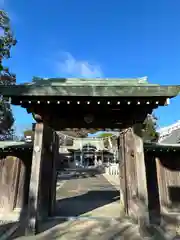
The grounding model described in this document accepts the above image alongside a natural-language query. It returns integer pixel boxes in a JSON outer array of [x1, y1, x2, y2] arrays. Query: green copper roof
[[0, 76, 179, 97], [29, 76, 158, 86]]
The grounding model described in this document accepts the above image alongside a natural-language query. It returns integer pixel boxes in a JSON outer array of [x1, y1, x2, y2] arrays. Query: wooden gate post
[[25, 123, 54, 235], [119, 126, 149, 223], [119, 130, 128, 215], [132, 124, 149, 223], [25, 123, 44, 236], [119, 128, 135, 216]]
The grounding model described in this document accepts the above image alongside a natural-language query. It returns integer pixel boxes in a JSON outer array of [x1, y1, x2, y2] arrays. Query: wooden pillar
[[119, 126, 149, 223], [25, 123, 54, 236], [132, 124, 149, 223], [25, 123, 44, 235], [133, 124, 148, 206], [119, 129, 129, 215]]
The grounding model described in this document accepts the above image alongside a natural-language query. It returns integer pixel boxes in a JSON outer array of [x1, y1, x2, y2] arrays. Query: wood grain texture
[[25, 123, 58, 236], [156, 154, 180, 210], [119, 126, 149, 223], [0, 156, 26, 213], [26, 123, 44, 236]]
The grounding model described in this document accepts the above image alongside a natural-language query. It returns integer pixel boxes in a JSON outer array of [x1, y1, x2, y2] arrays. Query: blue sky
[[1, 0, 180, 135]]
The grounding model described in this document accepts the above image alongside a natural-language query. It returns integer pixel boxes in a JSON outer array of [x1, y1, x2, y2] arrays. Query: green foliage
[[96, 132, 117, 149], [97, 132, 113, 138], [0, 100, 14, 132], [0, 10, 16, 140], [61, 129, 97, 138], [0, 10, 17, 83], [24, 130, 34, 137], [142, 114, 159, 142]]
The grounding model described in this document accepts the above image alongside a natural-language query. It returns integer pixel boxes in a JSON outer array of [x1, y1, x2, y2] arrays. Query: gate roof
[[0, 77, 179, 99]]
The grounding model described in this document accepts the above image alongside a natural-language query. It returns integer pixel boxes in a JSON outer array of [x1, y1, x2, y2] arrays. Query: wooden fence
[[119, 128, 180, 223], [0, 143, 32, 213], [144, 144, 180, 223]]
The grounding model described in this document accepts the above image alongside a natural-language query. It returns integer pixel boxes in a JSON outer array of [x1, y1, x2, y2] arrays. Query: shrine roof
[[0, 76, 180, 98]]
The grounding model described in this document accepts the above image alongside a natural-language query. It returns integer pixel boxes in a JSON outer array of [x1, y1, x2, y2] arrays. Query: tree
[[62, 129, 97, 138], [96, 114, 159, 146], [142, 114, 159, 142], [0, 10, 17, 140], [97, 132, 113, 138], [97, 132, 118, 149], [24, 129, 34, 139]]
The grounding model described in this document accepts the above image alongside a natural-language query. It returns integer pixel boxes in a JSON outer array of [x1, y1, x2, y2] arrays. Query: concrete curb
[[102, 173, 120, 190]]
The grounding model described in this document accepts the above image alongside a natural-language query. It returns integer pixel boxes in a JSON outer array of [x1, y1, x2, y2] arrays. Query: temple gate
[[0, 76, 179, 235]]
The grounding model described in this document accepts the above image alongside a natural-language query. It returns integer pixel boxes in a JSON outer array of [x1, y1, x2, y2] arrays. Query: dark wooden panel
[[29, 104, 154, 129], [156, 153, 180, 209], [16, 96, 167, 106]]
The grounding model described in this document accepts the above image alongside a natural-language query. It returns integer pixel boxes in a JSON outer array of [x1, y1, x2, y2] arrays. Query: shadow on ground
[[10, 178, 120, 239], [8, 193, 180, 239], [57, 173, 99, 181], [55, 190, 120, 218], [35, 188, 120, 236]]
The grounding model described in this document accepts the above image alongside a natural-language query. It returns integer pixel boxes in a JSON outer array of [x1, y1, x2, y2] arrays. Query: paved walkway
[[55, 173, 121, 219]]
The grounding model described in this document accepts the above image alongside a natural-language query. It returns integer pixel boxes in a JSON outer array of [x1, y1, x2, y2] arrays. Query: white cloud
[[56, 52, 103, 78]]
